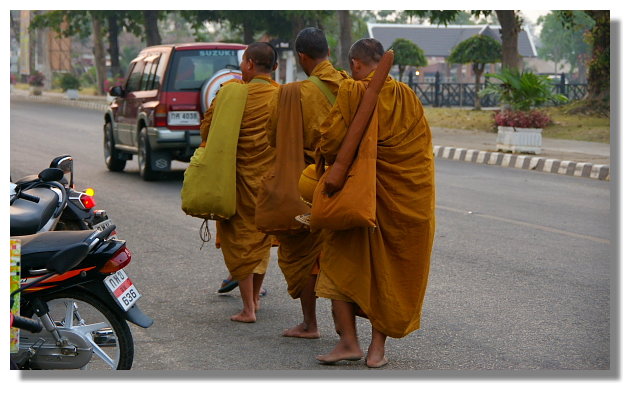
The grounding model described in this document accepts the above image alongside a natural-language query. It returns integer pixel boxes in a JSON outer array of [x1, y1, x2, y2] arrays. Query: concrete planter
[[496, 126, 543, 154], [66, 89, 79, 100], [29, 86, 42, 96]]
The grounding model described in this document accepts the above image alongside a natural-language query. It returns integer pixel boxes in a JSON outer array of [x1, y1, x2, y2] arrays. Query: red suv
[[104, 42, 246, 180]]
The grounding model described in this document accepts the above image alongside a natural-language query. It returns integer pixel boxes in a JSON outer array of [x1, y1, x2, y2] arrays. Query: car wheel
[[138, 127, 157, 181], [104, 121, 126, 172]]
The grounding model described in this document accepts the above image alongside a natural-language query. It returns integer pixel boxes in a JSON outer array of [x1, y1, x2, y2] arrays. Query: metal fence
[[407, 72, 588, 108]]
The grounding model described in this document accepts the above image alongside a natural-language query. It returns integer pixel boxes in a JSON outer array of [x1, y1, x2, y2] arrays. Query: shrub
[[27, 71, 45, 87], [80, 67, 97, 87], [58, 73, 81, 91], [480, 68, 568, 111], [493, 109, 553, 129]]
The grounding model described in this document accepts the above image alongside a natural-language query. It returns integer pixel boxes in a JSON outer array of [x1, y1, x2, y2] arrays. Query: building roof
[[367, 23, 537, 58]]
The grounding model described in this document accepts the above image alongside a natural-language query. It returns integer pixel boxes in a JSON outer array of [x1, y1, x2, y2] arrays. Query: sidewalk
[[10, 88, 611, 181]]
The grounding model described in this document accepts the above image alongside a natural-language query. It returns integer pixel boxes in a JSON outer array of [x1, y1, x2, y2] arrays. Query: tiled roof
[[368, 23, 537, 58]]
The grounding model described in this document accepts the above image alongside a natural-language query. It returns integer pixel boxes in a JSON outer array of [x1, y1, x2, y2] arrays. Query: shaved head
[[245, 42, 278, 73], [295, 27, 329, 59], [348, 38, 384, 66]]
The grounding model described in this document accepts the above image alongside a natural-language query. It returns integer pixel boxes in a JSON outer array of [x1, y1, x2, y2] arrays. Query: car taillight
[[155, 103, 168, 127], [80, 193, 96, 209], [99, 246, 132, 274]]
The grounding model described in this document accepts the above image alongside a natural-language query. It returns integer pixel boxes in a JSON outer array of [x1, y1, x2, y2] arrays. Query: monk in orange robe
[[200, 42, 279, 323], [314, 38, 435, 368], [266, 27, 349, 338]]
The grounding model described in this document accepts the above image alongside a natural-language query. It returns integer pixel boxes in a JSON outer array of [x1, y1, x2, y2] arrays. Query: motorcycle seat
[[13, 230, 96, 272], [10, 188, 60, 236], [14, 174, 68, 186]]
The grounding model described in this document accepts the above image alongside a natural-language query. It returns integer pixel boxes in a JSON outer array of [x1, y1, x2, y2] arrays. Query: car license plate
[[104, 269, 141, 311], [168, 111, 200, 126]]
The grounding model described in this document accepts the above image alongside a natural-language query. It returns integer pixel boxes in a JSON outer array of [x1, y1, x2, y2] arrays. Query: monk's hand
[[323, 162, 347, 197]]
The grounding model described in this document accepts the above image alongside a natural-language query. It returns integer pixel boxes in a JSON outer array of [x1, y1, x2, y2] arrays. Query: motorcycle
[[11, 155, 112, 236], [10, 224, 153, 370]]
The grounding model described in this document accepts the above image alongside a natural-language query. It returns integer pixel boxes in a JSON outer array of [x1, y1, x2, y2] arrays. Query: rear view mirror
[[109, 85, 124, 97], [38, 168, 64, 182], [50, 155, 73, 186]]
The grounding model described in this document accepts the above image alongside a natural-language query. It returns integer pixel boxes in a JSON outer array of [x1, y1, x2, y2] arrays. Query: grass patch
[[424, 105, 610, 144], [13, 84, 102, 97], [424, 107, 494, 133]]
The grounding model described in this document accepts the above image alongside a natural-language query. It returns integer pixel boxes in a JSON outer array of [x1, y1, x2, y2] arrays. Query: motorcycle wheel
[[39, 290, 134, 370]]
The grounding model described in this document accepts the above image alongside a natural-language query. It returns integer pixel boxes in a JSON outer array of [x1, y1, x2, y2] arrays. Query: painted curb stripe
[[434, 145, 609, 181]]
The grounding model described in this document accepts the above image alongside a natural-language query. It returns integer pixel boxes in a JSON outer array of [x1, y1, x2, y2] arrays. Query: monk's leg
[[231, 274, 256, 323], [316, 299, 363, 364], [252, 273, 265, 312], [366, 326, 388, 368], [283, 275, 319, 339]]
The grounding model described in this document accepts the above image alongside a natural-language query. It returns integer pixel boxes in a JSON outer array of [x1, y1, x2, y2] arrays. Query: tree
[[404, 10, 522, 71], [142, 10, 162, 46], [30, 11, 102, 89], [338, 11, 352, 71], [538, 11, 594, 81], [448, 35, 502, 110], [555, 10, 609, 115], [29, 10, 153, 91], [495, 10, 522, 71], [105, 12, 122, 77], [90, 14, 106, 93], [390, 38, 427, 82]]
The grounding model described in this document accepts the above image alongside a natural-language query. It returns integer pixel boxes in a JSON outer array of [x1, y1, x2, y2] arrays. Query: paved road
[[9, 99, 613, 374]]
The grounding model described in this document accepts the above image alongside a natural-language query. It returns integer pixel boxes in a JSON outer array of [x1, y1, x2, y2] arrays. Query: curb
[[11, 92, 109, 113], [434, 146, 610, 181]]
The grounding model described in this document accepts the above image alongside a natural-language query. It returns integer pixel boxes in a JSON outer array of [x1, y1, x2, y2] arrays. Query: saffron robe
[[266, 61, 349, 298], [314, 73, 436, 338], [200, 75, 279, 281]]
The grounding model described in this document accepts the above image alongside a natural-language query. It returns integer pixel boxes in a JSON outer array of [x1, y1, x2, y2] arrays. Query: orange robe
[[200, 75, 279, 281], [266, 61, 349, 298], [314, 73, 435, 338]]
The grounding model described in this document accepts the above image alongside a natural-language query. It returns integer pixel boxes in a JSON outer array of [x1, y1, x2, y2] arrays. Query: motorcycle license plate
[[104, 269, 141, 312], [94, 218, 113, 233]]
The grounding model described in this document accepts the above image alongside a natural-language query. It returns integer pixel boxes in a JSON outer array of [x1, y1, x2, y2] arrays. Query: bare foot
[[282, 323, 320, 339], [230, 311, 256, 323], [365, 356, 389, 368], [316, 344, 363, 364]]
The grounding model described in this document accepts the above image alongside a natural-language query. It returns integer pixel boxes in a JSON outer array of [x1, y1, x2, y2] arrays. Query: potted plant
[[27, 71, 45, 96], [480, 68, 568, 154], [59, 73, 81, 100]]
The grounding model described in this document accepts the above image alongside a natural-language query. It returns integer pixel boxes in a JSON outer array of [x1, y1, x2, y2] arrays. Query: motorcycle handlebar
[[11, 314, 43, 333]]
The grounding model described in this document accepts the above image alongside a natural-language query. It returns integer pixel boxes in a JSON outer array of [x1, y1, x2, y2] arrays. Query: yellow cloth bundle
[[181, 83, 248, 220]]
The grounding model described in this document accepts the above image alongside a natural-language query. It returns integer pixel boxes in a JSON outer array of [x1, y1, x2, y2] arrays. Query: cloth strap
[[308, 76, 336, 105]]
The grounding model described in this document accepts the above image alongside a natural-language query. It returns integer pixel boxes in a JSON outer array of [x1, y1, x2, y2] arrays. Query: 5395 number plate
[[104, 269, 141, 311]]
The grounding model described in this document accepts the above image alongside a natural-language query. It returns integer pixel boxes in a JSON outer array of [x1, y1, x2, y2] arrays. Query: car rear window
[[165, 49, 242, 92]]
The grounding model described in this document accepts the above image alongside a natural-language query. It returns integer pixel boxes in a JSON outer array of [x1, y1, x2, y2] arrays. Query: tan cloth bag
[[310, 108, 378, 231], [254, 83, 310, 235], [181, 83, 248, 220]]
